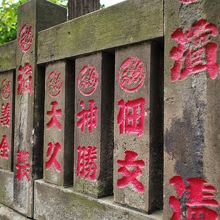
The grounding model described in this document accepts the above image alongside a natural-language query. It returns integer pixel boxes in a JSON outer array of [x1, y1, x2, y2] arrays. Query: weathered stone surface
[[44, 61, 74, 186], [164, 0, 220, 219], [74, 52, 114, 197], [37, 0, 163, 65], [34, 179, 162, 220], [114, 43, 163, 213]]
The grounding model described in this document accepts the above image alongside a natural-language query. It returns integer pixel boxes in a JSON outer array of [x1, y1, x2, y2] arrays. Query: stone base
[[0, 204, 27, 220]]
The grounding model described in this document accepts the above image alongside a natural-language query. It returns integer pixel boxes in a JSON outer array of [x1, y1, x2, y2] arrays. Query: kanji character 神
[[117, 98, 145, 137], [46, 101, 62, 131], [0, 135, 9, 160], [76, 146, 97, 180], [117, 150, 145, 193], [169, 176, 220, 220], [17, 63, 33, 96], [76, 100, 98, 134], [45, 142, 61, 173], [16, 151, 31, 182], [170, 19, 219, 82], [0, 103, 10, 128]]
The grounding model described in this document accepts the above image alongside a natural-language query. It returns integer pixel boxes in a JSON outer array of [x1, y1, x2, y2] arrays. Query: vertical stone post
[[0, 71, 14, 171], [114, 43, 163, 213], [14, 0, 67, 217], [44, 61, 74, 186], [74, 52, 114, 197], [164, 0, 220, 219]]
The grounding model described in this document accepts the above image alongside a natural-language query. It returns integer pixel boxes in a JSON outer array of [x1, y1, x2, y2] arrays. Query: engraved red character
[[1, 79, 11, 100], [77, 65, 99, 96], [18, 24, 33, 53], [118, 57, 145, 93], [179, 0, 198, 4], [47, 71, 63, 97], [76, 146, 97, 180], [117, 98, 145, 137], [0, 135, 9, 160], [0, 103, 10, 128], [117, 150, 145, 193], [169, 176, 220, 220], [45, 142, 61, 173], [17, 63, 33, 96], [76, 100, 98, 134], [170, 19, 219, 82], [46, 101, 62, 131], [16, 151, 31, 182]]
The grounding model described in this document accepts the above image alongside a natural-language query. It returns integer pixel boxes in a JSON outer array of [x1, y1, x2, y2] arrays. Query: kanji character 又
[[0, 103, 10, 128]]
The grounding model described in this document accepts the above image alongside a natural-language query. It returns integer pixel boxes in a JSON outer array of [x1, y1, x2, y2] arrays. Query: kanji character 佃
[[45, 142, 61, 173], [170, 19, 219, 82], [0, 135, 9, 160], [169, 176, 220, 220], [117, 98, 145, 137], [76, 146, 97, 180], [46, 101, 62, 131], [0, 103, 10, 128], [17, 63, 33, 96], [117, 150, 145, 193], [76, 100, 98, 134], [16, 151, 31, 182]]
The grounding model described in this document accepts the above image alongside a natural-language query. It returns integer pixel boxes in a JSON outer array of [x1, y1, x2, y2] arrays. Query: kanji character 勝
[[76, 146, 97, 180], [45, 142, 61, 173], [46, 101, 62, 131], [0, 103, 10, 128], [170, 19, 219, 82], [117, 150, 145, 193], [169, 176, 220, 220], [117, 98, 145, 137], [76, 100, 98, 134], [16, 151, 31, 182], [0, 135, 9, 160]]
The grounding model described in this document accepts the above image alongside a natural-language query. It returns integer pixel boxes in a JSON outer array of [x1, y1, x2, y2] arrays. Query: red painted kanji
[[0, 103, 10, 128], [47, 71, 63, 97], [18, 24, 33, 53], [179, 0, 198, 4], [45, 142, 61, 173], [117, 98, 145, 137], [0, 135, 9, 160], [118, 57, 145, 93], [169, 176, 220, 220], [117, 151, 145, 193], [77, 65, 99, 96], [1, 79, 11, 100], [170, 19, 219, 82], [76, 146, 97, 180], [16, 151, 31, 182], [46, 101, 62, 131], [17, 63, 33, 96], [76, 100, 98, 134]]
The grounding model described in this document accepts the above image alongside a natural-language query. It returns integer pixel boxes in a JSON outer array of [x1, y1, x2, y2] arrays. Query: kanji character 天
[[76, 100, 98, 134], [117, 150, 145, 193], [0, 135, 9, 160], [0, 103, 10, 128], [76, 146, 97, 180], [117, 98, 145, 137], [46, 101, 62, 131], [169, 176, 220, 220], [170, 19, 219, 82], [45, 142, 61, 173], [16, 151, 31, 182]]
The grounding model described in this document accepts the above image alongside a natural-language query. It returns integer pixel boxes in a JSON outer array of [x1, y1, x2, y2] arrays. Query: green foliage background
[[0, 0, 67, 45]]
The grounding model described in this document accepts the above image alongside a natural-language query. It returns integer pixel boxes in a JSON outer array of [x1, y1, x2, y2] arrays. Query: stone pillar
[[44, 61, 74, 186], [0, 71, 14, 171], [14, 0, 67, 217], [164, 0, 220, 219], [114, 43, 163, 213], [74, 52, 114, 197]]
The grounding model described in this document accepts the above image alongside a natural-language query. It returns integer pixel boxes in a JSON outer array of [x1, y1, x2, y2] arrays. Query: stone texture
[[74, 52, 114, 197], [114, 43, 163, 213]]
